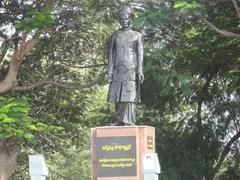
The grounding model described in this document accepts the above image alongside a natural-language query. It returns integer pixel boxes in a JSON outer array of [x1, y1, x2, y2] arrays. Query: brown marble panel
[[91, 126, 155, 180]]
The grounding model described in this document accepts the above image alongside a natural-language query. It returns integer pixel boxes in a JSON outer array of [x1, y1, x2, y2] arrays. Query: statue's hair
[[117, 6, 133, 19]]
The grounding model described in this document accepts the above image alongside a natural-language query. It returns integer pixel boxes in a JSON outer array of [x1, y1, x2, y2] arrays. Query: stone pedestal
[[91, 126, 155, 180]]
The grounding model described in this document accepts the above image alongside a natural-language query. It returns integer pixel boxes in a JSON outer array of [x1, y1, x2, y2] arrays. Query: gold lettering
[[98, 157, 136, 168], [101, 144, 132, 151]]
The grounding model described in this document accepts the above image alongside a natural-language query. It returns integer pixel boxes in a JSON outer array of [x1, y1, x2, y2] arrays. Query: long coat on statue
[[107, 29, 143, 103]]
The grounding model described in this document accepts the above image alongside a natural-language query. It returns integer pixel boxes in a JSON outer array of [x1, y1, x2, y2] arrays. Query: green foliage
[[136, 1, 240, 180], [15, 9, 55, 32], [160, 69, 195, 96], [85, 87, 115, 127], [216, 157, 240, 180], [218, 165, 240, 180], [1, 0, 239, 179], [48, 148, 91, 180], [0, 97, 63, 143], [174, 1, 202, 15], [133, 7, 175, 28], [0, 97, 35, 142]]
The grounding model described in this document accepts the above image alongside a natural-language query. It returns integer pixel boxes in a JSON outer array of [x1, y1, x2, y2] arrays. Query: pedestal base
[[91, 126, 155, 180]]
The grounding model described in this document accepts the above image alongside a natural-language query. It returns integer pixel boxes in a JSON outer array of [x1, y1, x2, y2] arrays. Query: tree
[[0, 97, 61, 179], [0, 0, 120, 178], [133, 0, 240, 179], [0, 0, 105, 178], [1, 0, 239, 179], [0, 0, 56, 93]]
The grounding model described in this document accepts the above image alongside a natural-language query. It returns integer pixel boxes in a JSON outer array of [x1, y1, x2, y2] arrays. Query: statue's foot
[[123, 122, 135, 126], [110, 121, 120, 126], [110, 121, 135, 126], [110, 121, 125, 126]]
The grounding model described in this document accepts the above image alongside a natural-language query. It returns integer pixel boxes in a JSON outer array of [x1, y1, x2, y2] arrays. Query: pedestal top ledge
[[93, 126, 155, 129]]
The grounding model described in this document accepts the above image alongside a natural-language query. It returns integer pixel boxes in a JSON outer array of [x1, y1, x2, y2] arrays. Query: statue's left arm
[[137, 33, 144, 83]]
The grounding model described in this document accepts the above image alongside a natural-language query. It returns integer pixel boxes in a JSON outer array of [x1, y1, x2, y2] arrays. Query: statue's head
[[117, 6, 133, 29]]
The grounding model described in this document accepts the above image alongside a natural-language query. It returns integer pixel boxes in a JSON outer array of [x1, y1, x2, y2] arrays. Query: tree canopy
[[0, 0, 239, 179]]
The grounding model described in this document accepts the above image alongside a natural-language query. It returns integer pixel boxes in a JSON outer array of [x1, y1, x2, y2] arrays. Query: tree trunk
[[0, 55, 20, 93], [0, 137, 17, 180], [0, 34, 39, 94], [0, 1, 56, 94], [0, 2, 56, 179]]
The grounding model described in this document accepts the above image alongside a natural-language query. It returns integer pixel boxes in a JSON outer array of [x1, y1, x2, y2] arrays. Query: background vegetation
[[0, 0, 239, 180]]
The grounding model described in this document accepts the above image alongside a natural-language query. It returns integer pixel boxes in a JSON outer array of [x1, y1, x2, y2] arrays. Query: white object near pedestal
[[29, 154, 48, 180], [30, 176, 47, 180], [142, 153, 161, 180]]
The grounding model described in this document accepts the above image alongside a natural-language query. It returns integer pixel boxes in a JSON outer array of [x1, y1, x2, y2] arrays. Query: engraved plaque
[[96, 136, 136, 177]]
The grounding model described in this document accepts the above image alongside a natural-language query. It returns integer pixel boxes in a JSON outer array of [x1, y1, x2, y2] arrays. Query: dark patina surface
[[107, 6, 144, 125]]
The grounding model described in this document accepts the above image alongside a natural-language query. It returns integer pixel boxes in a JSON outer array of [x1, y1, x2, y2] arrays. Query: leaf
[[174, 1, 202, 15], [177, 74, 195, 82], [7, 97, 28, 106], [23, 26, 32, 33], [24, 133, 35, 141], [162, 84, 172, 95], [179, 7, 192, 14], [15, 129, 25, 136], [45, 16, 55, 25], [180, 83, 193, 96], [36, 13, 46, 22], [0, 97, 38, 143], [2, 117, 16, 123], [174, 1, 188, 9], [132, 17, 145, 28], [0, 113, 8, 119], [28, 125, 38, 131], [11, 106, 29, 113], [229, 69, 240, 75], [15, 23, 24, 31], [36, 122, 48, 127], [50, 126, 64, 131], [0, 103, 18, 113], [15, 9, 55, 32], [147, 12, 160, 20], [162, 75, 171, 87]]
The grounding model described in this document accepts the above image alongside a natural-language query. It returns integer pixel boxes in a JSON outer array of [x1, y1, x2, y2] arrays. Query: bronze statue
[[107, 6, 144, 126]]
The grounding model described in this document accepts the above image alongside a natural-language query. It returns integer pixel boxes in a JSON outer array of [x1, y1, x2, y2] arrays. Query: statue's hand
[[107, 74, 113, 82], [138, 72, 144, 84]]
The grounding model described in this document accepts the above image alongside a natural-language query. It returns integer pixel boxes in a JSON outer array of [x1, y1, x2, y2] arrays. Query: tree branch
[[60, 62, 106, 69], [11, 73, 106, 91], [212, 131, 240, 178], [0, 1, 58, 94], [200, 17, 240, 39], [230, 0, 240, 20]]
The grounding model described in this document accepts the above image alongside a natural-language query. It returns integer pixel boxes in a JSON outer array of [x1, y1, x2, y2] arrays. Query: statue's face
[[119, 13, 131, 29]]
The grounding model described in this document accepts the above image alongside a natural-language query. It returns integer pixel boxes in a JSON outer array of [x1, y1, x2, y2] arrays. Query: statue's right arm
[[107, 33, 116, 81]]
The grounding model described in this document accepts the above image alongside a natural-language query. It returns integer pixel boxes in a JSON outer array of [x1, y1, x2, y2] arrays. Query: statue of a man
[[107, 6, 144, 126]]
